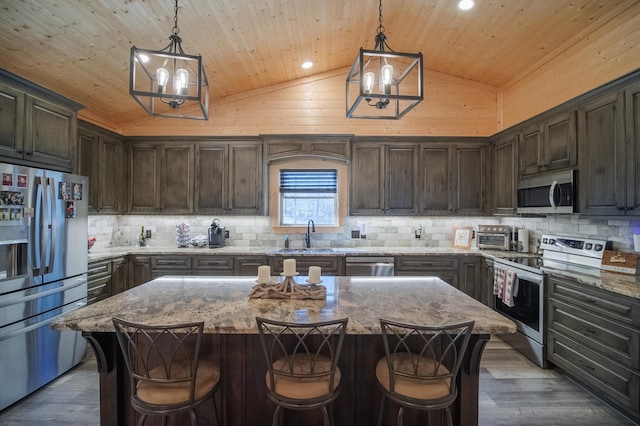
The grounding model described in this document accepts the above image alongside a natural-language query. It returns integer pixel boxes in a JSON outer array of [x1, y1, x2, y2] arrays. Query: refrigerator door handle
[[32, 176, 47, 277], [46, 177, 56, 273]]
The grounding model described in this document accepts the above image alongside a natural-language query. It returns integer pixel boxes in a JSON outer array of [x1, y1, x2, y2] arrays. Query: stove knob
[[585, 243, 593, 250], [594, 244, 603, 251], [549, 239, 555, 245], [542, 238, 548, 244]]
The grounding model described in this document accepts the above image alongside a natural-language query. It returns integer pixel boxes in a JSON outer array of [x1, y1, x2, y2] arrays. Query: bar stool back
[[256, 317, 348, 426], [112, 317, 221, 426], [376, 319, 475, 426]]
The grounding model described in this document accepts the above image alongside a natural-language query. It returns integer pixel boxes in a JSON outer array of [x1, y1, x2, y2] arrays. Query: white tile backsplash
[[88, 214, 640, 252]]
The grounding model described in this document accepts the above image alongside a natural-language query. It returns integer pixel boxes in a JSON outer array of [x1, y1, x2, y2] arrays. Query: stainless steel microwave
[[516, 169, 577, 214]]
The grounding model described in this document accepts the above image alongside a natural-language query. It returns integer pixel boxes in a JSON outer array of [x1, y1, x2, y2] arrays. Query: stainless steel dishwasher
[[345, 256, 395, 276]]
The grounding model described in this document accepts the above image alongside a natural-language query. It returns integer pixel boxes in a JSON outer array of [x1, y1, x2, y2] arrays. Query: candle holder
[[249, 274, 326, 300]]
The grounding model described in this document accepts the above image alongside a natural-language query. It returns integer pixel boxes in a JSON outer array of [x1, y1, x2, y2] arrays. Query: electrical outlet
[[224, 230, 230, 238], [145, 230, 151, 238]]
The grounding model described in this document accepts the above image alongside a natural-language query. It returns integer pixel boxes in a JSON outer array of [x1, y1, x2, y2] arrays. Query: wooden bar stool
[[112, 317, 221, 426], [375, 319, 475, 426], [256, 317, 349, 426]]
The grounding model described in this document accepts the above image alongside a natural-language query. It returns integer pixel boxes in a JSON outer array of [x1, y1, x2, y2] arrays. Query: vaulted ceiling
[[1, 0, 637, 130]]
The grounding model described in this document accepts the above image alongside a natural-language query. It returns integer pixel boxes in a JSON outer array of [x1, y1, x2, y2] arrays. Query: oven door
[[494, 266, 545, 345]]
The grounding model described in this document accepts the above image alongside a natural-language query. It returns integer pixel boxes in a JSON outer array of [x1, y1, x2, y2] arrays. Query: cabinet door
[[454, 144, 488, 214], [77, 130, 100, 213], [99, 136, 123, 214], [625, 81, 640, 215], [520, 124, 543, 177], [350, 144, 384, 215], [229, 144, 263, 215], [128, 256, 151, 288], [385, 145, 418, 214], [420, 144, 452, 214], [544, 109, 577, 171], [195, 144, 228, 213], [458, 257, 482, 302], [128, 144, 160, 213], [25, 95, 76, 171], [578, 91, 625, 216], [111, 257, 128, 295], [0, 80, 25, 161], [493, 133, 518, 215], [160, 144, 194, 214]]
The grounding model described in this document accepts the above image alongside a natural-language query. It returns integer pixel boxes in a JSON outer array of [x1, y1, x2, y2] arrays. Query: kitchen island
[[53, 275, 516, 426]]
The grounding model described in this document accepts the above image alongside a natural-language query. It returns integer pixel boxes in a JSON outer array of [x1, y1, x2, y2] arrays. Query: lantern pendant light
[[346, 0, 423, 119], [130, 0, 209, 120]]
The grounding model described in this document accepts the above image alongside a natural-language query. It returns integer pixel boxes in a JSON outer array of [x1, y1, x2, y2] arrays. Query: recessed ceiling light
[[458, 0, 474, 10], [301, 61, 313, 69]]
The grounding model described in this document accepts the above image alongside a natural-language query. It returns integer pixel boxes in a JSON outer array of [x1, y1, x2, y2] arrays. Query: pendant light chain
[[377, 0, 385, 35], [172, 0, 180, 36]]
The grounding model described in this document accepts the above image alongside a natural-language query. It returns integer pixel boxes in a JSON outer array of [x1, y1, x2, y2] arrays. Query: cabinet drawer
[[87, 276, 111, 305], [151, 256, 192, 270], [548, 330, 640, 419], [548, 277, 639, 328], [548, 298, 640, 370], [396, 256, 458, 271], [192, 256, 234, 271], [88, 259, 112, 280], [269, 256, 343, 275]]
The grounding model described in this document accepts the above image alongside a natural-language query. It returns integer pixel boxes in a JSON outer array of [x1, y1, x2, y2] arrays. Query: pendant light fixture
[[130, 0, 209, 120], [346, 0, 423, 119]]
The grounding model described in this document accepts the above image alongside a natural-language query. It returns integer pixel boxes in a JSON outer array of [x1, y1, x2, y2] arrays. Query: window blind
[[280, 169, 337, 193]]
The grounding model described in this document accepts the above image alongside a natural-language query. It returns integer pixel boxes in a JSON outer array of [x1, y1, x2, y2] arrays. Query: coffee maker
[[208, 218, 226, 248]]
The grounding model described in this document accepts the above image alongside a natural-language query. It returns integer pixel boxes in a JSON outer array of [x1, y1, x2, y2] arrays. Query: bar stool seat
[[267, 353, 342, 400]]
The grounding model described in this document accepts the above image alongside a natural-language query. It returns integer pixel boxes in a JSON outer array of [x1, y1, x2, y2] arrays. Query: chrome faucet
[[305, 219, 315, 248]]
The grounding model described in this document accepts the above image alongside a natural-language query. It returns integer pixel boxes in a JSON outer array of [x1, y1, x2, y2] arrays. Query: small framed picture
[[2, 173, 12, 187], [451, 226, 473, 249], [17, 174, 27, 188]]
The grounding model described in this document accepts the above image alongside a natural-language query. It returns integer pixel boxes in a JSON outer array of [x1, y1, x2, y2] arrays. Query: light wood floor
[[0, 337, 635, 425]]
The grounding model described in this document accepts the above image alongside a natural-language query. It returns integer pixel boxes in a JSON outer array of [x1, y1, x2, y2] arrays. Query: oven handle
[[494, 263, 544, 285]]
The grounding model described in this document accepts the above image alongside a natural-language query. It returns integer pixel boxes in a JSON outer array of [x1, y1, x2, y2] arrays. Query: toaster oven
[[476, 225, 511, 251]]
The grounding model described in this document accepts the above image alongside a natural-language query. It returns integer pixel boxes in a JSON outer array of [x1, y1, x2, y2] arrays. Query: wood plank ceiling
[[0, 0, 636, 129]]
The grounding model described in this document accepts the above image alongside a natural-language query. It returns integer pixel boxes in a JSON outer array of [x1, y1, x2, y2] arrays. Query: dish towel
[[493, 266, 519, 308]]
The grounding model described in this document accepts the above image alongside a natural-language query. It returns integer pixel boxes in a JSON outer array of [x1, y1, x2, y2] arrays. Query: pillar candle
[[257, 265, 271, 283], [308, 266, 321, 283], [283, 258, 296, 276]]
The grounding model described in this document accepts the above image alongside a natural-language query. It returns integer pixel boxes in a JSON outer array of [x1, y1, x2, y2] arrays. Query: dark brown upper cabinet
[[78, 121, 124, 214], [0, 72, 81, 172], [520, 110, 577, 178], [350, 141, 418, 215]]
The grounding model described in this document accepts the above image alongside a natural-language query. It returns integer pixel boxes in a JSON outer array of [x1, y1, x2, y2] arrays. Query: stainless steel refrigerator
[[0, 161, 88, 411]]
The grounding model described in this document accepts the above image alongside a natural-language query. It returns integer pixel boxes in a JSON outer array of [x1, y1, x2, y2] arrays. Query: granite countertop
[[87, 245, 528, 261], [52, 275, 517, 335]]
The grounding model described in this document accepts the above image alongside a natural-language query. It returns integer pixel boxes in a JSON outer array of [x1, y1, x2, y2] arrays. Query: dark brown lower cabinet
[[547, 275, 640, 423], [269, 256, 345, 276], [395, 255, 485, 304], [87, 257, 128, 305]]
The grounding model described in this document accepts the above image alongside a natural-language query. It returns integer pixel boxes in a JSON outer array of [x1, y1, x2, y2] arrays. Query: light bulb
[[363, 72, 375, 94], [175, 69, 189, 95], [381, 64, 393, 94], [156, 68, 169, 94]]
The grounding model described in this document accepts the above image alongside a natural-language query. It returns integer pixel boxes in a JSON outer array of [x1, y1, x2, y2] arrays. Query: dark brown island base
[[53, 276, 516, 426]]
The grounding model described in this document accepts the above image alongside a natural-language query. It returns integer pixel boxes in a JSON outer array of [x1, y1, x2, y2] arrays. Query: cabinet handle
[[25, 152, 32, 156], [578, 323, 596, 334], [617, 206, 625, 211], [17, 150, 24, 154], [628, 206, 636, 211], [580, 296, 597, 304]]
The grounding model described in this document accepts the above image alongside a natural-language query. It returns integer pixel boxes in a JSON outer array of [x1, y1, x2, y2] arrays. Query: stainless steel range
[[492, 234, 610, 368]]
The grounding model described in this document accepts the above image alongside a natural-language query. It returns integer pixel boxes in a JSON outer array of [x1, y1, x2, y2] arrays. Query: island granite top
[[52, 275, 516, 335]]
